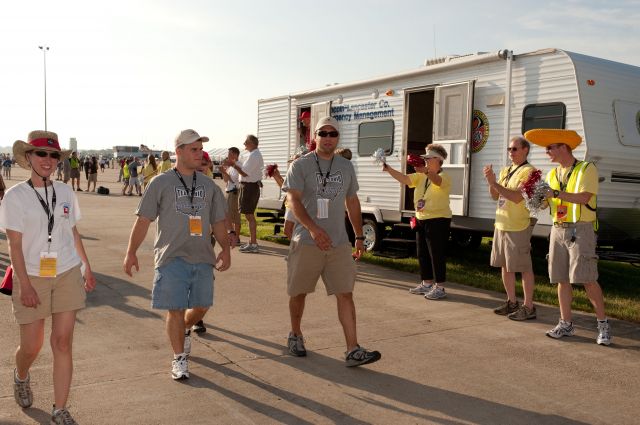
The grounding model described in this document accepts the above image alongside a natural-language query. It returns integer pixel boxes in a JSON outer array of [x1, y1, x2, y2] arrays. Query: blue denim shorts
[[151, 257, 214, 310]]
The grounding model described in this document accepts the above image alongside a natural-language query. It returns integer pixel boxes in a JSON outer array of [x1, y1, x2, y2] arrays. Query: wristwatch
[[553, 190, 560, 198]]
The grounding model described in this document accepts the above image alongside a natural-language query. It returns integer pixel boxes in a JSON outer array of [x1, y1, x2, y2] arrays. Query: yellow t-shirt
[[409, 172, 452, 220], [159, 159, 172, 173], [494, 163, 535, 232]]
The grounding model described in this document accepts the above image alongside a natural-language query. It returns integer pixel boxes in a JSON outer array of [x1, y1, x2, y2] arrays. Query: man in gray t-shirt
[[124, 129, 231, 381], [282, 116, 381, 367]]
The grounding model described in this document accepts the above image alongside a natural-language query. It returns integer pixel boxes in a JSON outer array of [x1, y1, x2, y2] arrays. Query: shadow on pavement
[[203, 326, 589, 425], [90, 272, 161, 320]]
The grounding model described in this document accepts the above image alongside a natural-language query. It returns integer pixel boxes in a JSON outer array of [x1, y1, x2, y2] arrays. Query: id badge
[[189, 216, 203, 236], [497, 196, 506, 209], [317, 198, 329, 219], [39, 251, 57, 277], [416, 199, 425, 211], [556, 205, 568, 221]]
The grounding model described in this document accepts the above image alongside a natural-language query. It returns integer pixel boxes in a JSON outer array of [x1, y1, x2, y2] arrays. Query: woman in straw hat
[[0, 130, 96, 424]]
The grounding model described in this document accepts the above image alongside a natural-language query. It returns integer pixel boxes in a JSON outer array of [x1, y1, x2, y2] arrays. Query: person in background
[[159, 151, 172, 173], [121, 158, 131, 196], [69, 151, 82, 192], [0, 130, 96, 425], [525, 128, 611, 345], [382, 144, 452, 300], [83, 156, 91, 182], [200, 152, 213, 178], [483, 136, 537, 320], [221, 147, 242, 241], [128, 157, 142, 196], [3, 155, 12, 179], [87, 156, 98, 192], [62, 156, 70, 184], [56, 161, 63, 181], [141, 154, 159, 191]]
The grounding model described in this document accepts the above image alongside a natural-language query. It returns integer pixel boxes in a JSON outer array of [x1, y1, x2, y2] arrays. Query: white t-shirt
[[0, 181, 82, 276], [239, 149, 264, 183], [226, 160, 241, 192]]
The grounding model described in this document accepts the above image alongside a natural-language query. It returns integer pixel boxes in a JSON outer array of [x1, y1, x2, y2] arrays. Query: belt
[[553, 222, 577, 228], [226, 189, 238, 193], [241, 181, 259, 185]]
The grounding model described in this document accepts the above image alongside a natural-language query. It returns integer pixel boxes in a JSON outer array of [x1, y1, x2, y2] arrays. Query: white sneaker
[[239, 243, 259, 253], [409, 282, 433, 295], [171, 355, 189, 380], [424, 285, 446, 300], [546, 319, 575, 339], [596, 320, 612, 346], [183, 330, 191, 356]]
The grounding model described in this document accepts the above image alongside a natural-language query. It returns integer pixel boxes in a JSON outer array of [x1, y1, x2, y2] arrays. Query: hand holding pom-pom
[[407, 154, 425, 169], [521, 169, 551, 216], [265, 163, 278, 178], [373, 148, 386, 166]]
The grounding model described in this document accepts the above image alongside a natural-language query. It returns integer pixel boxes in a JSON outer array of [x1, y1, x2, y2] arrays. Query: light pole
[[38, 45, 50, 131]]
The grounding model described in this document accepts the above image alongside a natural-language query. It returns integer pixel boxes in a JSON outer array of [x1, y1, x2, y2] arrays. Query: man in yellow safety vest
[[525, 129, 611, 346]]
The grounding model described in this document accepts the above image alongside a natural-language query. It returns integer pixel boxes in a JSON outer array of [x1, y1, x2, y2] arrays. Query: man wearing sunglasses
[[525, 129, 610, 346], [483, 136, 537, 320], [282, 116, 381, 367]]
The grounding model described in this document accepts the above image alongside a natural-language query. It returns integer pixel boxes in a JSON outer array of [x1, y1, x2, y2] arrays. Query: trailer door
[[433, 81, 474, 216], [311, 101, 332, 133]]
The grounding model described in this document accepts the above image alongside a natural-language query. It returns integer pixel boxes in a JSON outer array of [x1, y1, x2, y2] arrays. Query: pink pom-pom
[[407, 154, 425, 168], [265, 163, 278, 178]]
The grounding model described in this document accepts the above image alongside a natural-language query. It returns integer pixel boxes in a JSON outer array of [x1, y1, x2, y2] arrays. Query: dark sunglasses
[[316, 130, 339, 138], [506, 147, 519, 152], [545, 144, 563, 152], [32, 150, 61, 160]]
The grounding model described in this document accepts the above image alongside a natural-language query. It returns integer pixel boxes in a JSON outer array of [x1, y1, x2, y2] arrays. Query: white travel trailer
[[257, 48, 640, 252]]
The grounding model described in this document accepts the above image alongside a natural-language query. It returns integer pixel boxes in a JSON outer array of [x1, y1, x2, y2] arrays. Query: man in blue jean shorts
[[124, 129, 231, 380], [283, 116, 381, 367]]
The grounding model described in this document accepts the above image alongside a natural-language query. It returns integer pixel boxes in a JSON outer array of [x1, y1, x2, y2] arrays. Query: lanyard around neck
[[27, 179, 56, 244], [500, 161, 528, 186], [556, 160, 578, 191], [174, 169, 197, 208], [314, 152, 334, 193]]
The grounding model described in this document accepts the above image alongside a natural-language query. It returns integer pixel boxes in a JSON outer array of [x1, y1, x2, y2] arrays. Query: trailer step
[[382, 238, 416, 245]]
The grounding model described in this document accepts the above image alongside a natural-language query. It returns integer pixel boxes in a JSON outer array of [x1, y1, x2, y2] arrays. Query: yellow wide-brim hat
[[524, 129, 583, 150]]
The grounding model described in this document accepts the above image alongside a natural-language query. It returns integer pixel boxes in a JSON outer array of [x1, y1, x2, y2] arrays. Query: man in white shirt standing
[[221, 146, 242, 241], [230, 135, 263, 253]]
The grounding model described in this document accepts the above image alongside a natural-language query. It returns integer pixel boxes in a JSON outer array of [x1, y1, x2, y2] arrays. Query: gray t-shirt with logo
[[136, 170, 227, 268], [283, 152, 358, 247]]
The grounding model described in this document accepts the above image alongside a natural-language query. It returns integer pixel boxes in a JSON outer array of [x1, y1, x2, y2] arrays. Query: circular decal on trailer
[[471, 110, 489, 153]]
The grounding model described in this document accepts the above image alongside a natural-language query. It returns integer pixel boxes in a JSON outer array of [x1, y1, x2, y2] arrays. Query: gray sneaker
[[50, 406, 78, 425], [409, 282, 433, 295], [345, 346, 382, 367], [239, 243, 259, 253], [13, 369, 33, 408], [596, 320, 612, 346], [287, 332, 306, 357], [508, 305, 537, 321], [493, 300, 520, 315], [546, 319, 575, 339], [424, 285, 446, 300]]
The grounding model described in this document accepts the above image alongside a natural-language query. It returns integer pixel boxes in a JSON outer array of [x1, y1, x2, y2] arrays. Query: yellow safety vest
[[546, 161, 598, 229]]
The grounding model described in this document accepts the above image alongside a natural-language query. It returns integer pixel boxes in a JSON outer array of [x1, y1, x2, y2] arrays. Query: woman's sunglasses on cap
[[316, 130, 339, 138], [30, 150, 61, 160]]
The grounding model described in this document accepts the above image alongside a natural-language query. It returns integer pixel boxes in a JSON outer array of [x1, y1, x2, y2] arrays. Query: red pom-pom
[[522, 169, 542, 198], [265, 163, 278, 178], [407, 154, 425, 168], [306, 140, 316, 152]]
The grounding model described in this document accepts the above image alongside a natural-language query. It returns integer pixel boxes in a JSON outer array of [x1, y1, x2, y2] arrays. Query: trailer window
[[522, 103, 566, 133], [357, 120, 394, 156]]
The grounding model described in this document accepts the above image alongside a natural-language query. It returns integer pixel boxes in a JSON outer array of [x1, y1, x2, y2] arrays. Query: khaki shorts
[[226, 191, 240, 224], [70, 168, 80, 179], [12, 265, 86, 325], [548, 222, 598, 284], [239, 182, 260, 214], [287, 242, 356, 296], [490, 226, 533, 273], [88, 173, 97, 183]]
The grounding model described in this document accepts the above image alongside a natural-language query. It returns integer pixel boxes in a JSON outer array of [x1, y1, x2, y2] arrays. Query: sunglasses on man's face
[[507, 147, 519, 152], [32, 150, 61, 160], [316, 130, 339, 138], [545, 144, 563, 152]]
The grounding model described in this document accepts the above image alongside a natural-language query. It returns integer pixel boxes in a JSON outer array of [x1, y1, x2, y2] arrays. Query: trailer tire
[[362, 218, 381, 252]]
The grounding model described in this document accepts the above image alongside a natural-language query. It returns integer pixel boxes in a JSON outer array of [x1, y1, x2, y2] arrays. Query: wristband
[[355, 236, 366, 241], [553, 190, 560, 198]]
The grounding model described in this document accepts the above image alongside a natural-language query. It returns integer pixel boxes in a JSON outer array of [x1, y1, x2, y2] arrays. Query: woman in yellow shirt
[[141, 154, 159, 191], [383, 144, 452, 300]]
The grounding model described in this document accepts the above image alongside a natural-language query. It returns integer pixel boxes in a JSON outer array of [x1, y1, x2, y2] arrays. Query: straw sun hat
[[12, 130, 71, 169]]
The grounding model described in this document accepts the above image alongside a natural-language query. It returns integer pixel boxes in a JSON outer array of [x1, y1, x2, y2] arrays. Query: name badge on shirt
[[316, 198, 329, 219], [416, 199, 425, 211], [39, 251, 57, 277], [497, 196, 506, 209], [556, 205, 568, 221], [189, 216, 203, 236]]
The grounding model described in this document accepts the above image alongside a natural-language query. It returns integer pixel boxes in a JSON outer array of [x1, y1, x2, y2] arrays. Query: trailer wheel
[[362, 218, 381, 252], [451, 230, 482, 249]]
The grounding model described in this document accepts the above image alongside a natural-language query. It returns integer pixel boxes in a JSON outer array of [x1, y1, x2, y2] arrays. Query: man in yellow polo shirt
[[525, 129, 610, 346], [483, 136, 537, 321]]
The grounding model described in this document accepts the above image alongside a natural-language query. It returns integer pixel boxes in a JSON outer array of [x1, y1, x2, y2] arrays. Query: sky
[[1, 0, 639, 152]]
